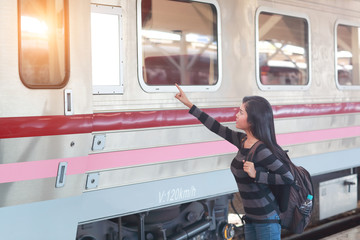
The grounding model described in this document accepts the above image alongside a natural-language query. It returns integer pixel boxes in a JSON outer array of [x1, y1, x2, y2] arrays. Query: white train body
[[0, 0, 359, 239]]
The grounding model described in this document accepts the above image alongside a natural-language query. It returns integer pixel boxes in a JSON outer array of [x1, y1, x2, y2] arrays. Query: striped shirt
[[189, 105, 294, 220]]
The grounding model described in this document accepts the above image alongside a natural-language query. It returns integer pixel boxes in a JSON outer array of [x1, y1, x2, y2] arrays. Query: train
[[0, 0, 359, 239]]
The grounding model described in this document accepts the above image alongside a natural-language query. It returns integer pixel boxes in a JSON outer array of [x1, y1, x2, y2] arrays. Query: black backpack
[[247, 141, 314, 234]]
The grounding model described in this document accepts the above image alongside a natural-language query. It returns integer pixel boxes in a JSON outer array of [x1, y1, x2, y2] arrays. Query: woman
[[174, 84, 294, 240]]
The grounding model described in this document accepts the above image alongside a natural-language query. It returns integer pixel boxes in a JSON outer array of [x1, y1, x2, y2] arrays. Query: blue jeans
[[244, 214, 281, 240]]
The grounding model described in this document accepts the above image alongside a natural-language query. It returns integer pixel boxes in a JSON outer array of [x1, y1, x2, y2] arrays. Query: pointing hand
[[175, 84, 193, 108]]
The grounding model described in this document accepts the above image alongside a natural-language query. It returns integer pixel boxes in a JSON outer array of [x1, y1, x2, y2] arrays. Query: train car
[[0, 0, 359, 239]]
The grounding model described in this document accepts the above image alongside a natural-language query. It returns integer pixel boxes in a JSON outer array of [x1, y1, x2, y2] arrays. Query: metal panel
[[319, 174, 358, 220], [85, 153, 234, 191], [91, 123, 234, 153], [274, 113, 360, 134], [0, 196, 81, 240], [292, 148, 360, 176], [91, 113, 360, 157], [0, 174, 85, 208], [78, 169, 238, 224], [0, 134, 91, 164]]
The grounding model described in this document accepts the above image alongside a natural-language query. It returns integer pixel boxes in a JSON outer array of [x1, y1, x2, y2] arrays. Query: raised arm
[[174, 84, 245, 147]]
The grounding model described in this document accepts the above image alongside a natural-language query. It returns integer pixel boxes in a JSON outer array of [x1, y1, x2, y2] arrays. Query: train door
[[0, 1, 94, 239]]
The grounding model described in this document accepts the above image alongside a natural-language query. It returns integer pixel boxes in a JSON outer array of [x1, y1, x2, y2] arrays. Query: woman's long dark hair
[[243, 96, 289, 163]]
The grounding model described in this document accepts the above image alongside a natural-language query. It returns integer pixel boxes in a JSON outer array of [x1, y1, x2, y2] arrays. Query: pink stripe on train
[[0, 126, 359, 183]]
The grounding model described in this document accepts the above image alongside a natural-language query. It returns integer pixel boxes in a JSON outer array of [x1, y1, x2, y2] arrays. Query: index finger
[[175, 83, 183, 93]]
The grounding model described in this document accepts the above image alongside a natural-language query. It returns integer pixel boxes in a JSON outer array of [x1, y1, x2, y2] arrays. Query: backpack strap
[[291, 180, 301, 191], [245, 140, 263, 162]]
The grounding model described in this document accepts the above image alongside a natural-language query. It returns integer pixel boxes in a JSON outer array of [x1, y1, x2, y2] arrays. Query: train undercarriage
[[76, 195, 236, 240]]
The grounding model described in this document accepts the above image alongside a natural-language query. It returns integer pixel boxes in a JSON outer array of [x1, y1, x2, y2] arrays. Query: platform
[[319, 225, 360, 240]]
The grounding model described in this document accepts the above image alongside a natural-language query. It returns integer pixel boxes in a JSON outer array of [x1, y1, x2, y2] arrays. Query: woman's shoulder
[[253, 142, 274, 158], [249, 141, 267, 151]]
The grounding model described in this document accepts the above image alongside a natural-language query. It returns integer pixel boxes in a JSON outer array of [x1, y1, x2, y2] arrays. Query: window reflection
[[258, 12, 309, 86], [19, 0, 69, 88], [141, 0, 218, 86], [337, 24, 360, 86]]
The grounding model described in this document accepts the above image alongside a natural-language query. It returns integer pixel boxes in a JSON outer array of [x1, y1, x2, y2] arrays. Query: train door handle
[[64, 89, 73, 115], [343, 180, 356, 193]]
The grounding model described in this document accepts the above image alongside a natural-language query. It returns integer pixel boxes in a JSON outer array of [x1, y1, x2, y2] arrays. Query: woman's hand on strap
[[242, 160, 256, 178], [175, 84, 193, 109]]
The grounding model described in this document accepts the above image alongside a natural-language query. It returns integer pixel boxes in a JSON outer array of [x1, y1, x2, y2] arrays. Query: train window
[[256, 9, 310, 90], [91, 5, 124, 94], [336, 22, 360, 89], [138, 0, 221, 92], [18, 0, 69, 89]]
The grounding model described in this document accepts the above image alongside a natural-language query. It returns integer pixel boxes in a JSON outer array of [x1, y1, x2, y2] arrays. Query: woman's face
[[236, 103, 250, 130]]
